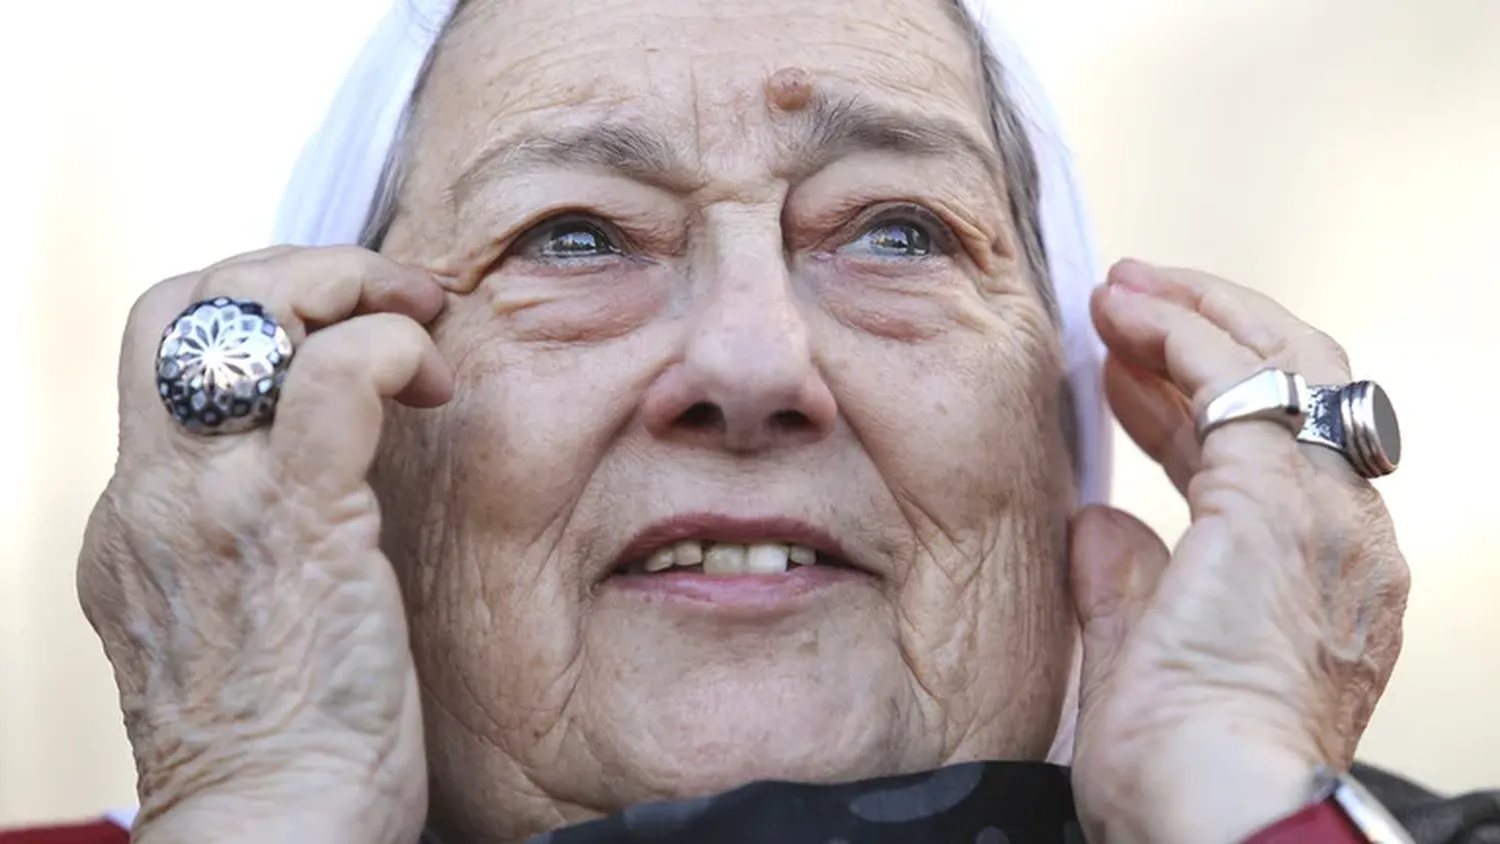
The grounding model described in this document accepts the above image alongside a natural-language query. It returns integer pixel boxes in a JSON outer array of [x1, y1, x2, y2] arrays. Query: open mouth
[[614, 540, 856, 577]]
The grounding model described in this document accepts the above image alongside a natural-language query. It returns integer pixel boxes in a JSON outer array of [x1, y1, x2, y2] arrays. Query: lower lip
[[601, 566, 869, 613]]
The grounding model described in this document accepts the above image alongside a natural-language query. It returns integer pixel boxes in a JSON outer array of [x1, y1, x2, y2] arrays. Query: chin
[[575, 596, 924, 801], [595, 695, 916, 806]]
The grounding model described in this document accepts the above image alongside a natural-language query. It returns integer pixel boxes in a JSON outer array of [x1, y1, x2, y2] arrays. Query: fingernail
[[1109, 259, 1157, 294]]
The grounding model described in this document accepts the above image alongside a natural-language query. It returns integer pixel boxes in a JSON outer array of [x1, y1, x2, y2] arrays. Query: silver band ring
[[155, 297, 294, 435], [1194, 368, 1401, 479]]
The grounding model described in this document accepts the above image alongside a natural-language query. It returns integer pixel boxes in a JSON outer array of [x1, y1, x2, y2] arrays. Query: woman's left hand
[[1068, 260, 1410, 844]]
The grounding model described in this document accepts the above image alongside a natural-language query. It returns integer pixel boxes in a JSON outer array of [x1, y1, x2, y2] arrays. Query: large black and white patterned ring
[[155, 297, 294, 435]]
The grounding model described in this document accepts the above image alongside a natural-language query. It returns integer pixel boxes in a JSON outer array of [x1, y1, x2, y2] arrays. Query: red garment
[[0, 821, 128, 844], [1243, 799, 1366, 843]]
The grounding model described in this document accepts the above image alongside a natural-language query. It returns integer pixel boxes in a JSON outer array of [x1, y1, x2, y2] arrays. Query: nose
[[643, 268, 837, 453]]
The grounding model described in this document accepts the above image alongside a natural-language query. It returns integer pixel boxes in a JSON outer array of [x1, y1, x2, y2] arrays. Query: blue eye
[[522, 219, 621, 260], [860, 221, 932, 257], [841, 211, 951, 259]]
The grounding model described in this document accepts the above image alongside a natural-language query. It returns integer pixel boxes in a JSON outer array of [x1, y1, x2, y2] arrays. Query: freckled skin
[[767, 66, 815, 111], [370, 0, 1078, 840]]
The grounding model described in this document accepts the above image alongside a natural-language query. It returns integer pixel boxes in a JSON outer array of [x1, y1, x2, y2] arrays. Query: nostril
[[769, 409, 811, 432], [678, 402, 724, 430]]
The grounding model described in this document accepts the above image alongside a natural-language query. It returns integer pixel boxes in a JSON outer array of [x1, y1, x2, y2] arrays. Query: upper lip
[[608, 513, 867, 577]]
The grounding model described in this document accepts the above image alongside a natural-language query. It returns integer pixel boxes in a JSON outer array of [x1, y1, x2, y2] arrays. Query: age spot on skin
[[766, 66, 815, 111]]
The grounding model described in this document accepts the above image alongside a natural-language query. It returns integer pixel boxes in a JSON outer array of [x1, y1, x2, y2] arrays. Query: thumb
[[1070, 505, 1171, 718]]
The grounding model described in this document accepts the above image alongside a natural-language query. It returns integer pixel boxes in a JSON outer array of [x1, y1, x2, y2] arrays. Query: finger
[[1094, 261, 1365, 479], [1093, 283, 1312, 478], [1108, 260, 1353, 383], [1103, 355, 1198, 495], [208, 246, 457, 300], [120, 248, 448, 441], [195, 245, 446, 344], [1091, 281, 1263, 409], [1070, 506, 1171, 711], [203, 245, 300, 271], [270, 312, 452, 495]]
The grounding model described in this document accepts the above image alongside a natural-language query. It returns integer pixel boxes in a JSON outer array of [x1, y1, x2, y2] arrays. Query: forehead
[[411, 0, 992, 183]]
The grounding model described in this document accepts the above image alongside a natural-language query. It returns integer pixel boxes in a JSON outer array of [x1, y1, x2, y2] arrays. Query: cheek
[[371, 301, 666, 693], [822, 305, 1074, 749], [806, 257, 988, 342], [827, 302, 1068, 521], [376, 290, 704, 630], [369, 255, 672, 548]]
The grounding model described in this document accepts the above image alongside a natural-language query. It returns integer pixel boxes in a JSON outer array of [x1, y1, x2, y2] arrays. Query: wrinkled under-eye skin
[[366, 0, 1078, 839]]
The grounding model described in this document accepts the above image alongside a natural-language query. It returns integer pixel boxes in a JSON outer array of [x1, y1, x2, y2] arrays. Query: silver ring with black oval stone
[[1193, 368, 1402, 479], [155, 297, 295, 435]]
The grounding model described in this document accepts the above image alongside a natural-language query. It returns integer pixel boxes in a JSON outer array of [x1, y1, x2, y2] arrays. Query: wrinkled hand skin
[[76, 247, 453, 844], [1069, 261, 1410, 844]]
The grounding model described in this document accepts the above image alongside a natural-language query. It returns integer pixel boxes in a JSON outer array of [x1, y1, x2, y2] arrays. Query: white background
[[2, 0, 1497, 825]]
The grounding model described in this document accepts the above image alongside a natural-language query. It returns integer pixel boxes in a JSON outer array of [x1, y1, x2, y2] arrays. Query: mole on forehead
[[766, 67, 815, 112]]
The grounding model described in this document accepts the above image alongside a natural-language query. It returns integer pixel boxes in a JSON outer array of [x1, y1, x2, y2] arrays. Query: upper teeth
[[641, 541, 818, 575]]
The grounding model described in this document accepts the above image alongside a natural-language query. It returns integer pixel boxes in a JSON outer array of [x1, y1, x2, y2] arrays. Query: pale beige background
[[2, 0, 1496, 827]]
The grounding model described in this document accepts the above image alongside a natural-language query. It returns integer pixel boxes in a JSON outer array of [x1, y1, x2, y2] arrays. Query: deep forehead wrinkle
[[449, 90, 1002, 207]]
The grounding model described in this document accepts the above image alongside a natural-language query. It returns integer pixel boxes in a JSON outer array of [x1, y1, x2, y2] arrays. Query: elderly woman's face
[[375, 0, 1076, 834]]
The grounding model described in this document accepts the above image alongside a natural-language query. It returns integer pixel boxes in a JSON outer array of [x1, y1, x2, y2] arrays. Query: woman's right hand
[[77, 246, 453, 844]]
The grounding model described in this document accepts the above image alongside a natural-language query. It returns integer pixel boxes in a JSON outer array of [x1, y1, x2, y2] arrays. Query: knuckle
[[195, 260, 275, 301], [1375, 541, 1411, 602], [1307, 485, 1409, 623], [324, 244, 384, 266], [294, 334, 370, 384], [126, 275, 197, 337], [1195, 281, 1239, 321], [372, 311, 431, 351], [1337, 492, 1406, 590], [201, 244, 293, 271], [1189, 450, 1311, 531], [313, 243, 383, 266], [196, 245, 381, 300], [76, 494, 126, 622], [75, 475, 174, 623], [1306, 328, 1351, 373], [309, 244, 397, 285], [1257, 331, 1295, 366], [361, 312, 432, 360]]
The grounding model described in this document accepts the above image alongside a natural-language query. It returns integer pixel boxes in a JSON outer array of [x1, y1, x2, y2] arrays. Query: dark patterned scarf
[[422, 761, 1500, 843]]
